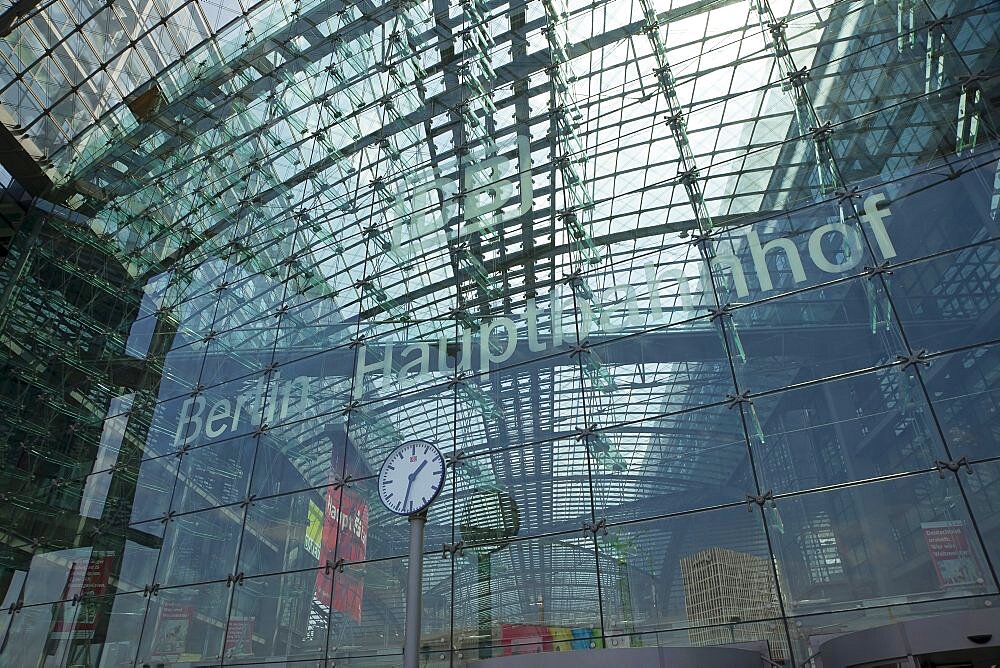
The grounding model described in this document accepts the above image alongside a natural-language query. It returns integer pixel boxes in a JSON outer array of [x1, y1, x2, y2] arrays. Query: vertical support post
[[404, 511, 426, 668], [477, 552, 491, 658]]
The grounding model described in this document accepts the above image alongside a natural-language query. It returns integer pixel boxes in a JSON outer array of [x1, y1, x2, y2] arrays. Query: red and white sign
[[313, 448, 369, 622], [922, 521, 982, 587], [501, 624, 552, 655], [53, 553, 114, 637], [150, 604, 193, 656], [225, 616, 255, 656]]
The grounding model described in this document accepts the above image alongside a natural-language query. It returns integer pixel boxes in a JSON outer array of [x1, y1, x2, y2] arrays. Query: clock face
[[378, 440, 446, 516]]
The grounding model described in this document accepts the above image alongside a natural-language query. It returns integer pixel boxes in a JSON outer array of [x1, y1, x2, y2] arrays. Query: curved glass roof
[[0, 0, 999, 662], [3, 0, 998, 542]]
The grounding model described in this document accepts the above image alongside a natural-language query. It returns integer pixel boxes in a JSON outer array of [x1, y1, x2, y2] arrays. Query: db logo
[[410, 456, 418, 462]]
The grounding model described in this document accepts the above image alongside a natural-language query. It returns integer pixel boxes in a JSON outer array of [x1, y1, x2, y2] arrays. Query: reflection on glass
[[752, 367, 947, 494], [771, 472, 996, 617], [0, 0, 998, 665]]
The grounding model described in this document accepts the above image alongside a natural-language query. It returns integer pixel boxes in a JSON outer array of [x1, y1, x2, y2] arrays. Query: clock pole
[[404, 509, 427, 668], [378, 440, 444, 668]]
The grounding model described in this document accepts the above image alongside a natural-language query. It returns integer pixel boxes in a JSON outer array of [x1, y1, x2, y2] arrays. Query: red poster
[[501, 624, 553, 655], [313, 484, 369, 622], [151, 604, 192, 657], [922, 521, 982, 587], [225, 616, 255, 656], [53, 553, 114, 635]]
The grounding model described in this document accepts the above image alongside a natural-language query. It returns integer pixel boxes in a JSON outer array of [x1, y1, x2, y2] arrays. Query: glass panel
[[453, 438, 591, 541], [128, 454, 178, 523], [0, 590, 147, 667], [451, 353, 587, 457], [453, 534, 603, 659], [117, 519, 165, 593], [584, 318, 736, 423], [593, 407, 753, 524], [889, 241, 1000, 354], [326, 555, 452, 661], [267, 346, 355, 429], [100, 591, 150, 665], [922, 343, 1000, 462], [862, 146, 1000, 265], [153, 506, 242, 588], [136, 581, 231, 665], [225, 570, 328, 663], [752, 367, 948, 495], [598, 506, 788, 659], [350, 367, 456, 461], [729, 276, 905, 391], [960, 458, 1000, 584], [707, 199, 878, 304], [170, 435, 256, 515], [771, 472, 996, 617], [238, 488, 331, 577]]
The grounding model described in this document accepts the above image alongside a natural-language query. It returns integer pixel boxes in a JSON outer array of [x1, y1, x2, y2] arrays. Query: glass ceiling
[[2, 0, 998, 531], [0, 0, 998, 661], [2, 0, 997, 488]]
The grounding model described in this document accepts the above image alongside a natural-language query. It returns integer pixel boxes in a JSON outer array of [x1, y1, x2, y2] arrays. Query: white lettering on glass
[[173, 194, 900, 443]]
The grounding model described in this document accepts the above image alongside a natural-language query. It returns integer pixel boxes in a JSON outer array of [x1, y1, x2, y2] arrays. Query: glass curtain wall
[[0, 0, 998, 665]]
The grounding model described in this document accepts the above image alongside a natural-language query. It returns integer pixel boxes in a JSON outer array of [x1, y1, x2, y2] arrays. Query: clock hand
[[402, 460, 428, 512], [403, 476, 414, 509]]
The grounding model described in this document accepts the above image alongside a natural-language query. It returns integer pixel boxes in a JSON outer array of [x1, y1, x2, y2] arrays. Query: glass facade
[[0, 0, 998, 665]]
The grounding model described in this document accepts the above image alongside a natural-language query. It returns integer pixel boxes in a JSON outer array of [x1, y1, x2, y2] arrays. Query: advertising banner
[[224, 616, 255, 656], [52, 552, 114, 638], [549, 626, 573, 652], [313, 445, 369, 622], [501, 624, 552, 654], [570, 627, 603, 650], [305, 500, 323, 559], [150, 604, 192, 657], [500, 625, 605, 654], [922, 521, 982, 587]]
